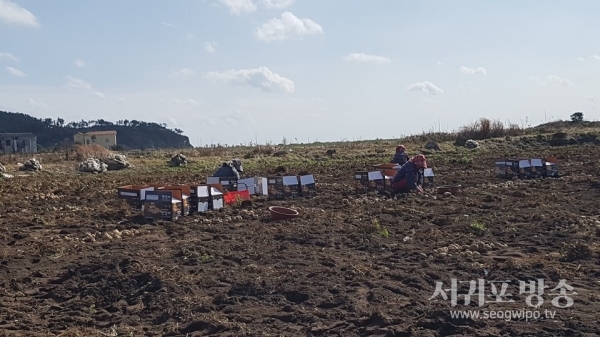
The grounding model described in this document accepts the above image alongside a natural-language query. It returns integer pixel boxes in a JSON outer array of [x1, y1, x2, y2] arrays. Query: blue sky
[[1, 0, 599, 146]]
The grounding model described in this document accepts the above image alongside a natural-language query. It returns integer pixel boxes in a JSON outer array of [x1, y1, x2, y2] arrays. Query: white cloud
[[0, 52, 18, 61], [255, 12, 323, 42], [173, 99, 198, 106], [205, 66, 295, 93], [406, 81, 444, 95], [28, 98, 47, 108], [344, 53, 390, 64], [6, 66, 26, 77], [220, 109, 254, 125], [63, 76, 105, 98], [577, 57, 585, 62], [75, 59, 86, 68], [171, 68, 196, 78], [219, 0, 257, 16], [228, 109, 253, 121], [186, 33, 194, 40], [162, 21, 175, 27], [64, 76, 93, 90], [585, 94, 597, 101], [0, 0, 39, 27], [261, 0, 293, 9], [168, 117, 179, 126], [205, 42, 217, 53], [437, 61, 442, 66], [531, 75, 574, 86], [591, 54, 600, 60], [529, 76, 546, 85], [546, 75, 573, 86], [460, 66, 486, 75]]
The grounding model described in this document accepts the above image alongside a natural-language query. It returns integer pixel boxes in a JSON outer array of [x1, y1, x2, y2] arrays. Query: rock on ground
[[101, 154, 130, 171], [424, 141, 441, 151], [169, 154, 188, 167], [18, 158, 42, 171], [465, 139, 480, 149], [78, 158, 108, 173]]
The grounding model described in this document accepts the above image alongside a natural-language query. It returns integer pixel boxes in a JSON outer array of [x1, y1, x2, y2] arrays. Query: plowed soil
[[1, 145, 600, 336]]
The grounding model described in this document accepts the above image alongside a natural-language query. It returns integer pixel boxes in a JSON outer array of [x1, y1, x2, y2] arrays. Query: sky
[[1, 0, 599, 146]]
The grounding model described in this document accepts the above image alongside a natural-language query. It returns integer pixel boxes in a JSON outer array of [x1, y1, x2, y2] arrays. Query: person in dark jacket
[[391, 145, 409, 165], [212, 159, 244, 179], [390, 154, 427, 193]]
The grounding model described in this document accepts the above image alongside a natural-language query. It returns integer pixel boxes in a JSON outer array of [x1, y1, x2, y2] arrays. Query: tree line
[[37, 117, 184, 134]]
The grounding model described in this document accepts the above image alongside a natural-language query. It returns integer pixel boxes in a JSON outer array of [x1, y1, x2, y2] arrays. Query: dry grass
[[400, 131, 457, 144], [457, 118, 522, 140], [0, 152, 67, 165], [196, 145, 231, 157], [73, 144, 112, 161], [397, 118, 523, 144]]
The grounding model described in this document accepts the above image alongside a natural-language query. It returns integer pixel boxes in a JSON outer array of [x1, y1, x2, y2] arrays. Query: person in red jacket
[[390, 154, 427, 194]]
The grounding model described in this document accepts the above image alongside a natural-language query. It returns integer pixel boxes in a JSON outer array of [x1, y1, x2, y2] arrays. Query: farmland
[[1, 124, 600, 336]]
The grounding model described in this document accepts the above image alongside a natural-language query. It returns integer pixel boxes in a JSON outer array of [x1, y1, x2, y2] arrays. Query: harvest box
[[267, 176, 285, 200], [157, 185, 191, 216], [495, 157, 559, 179], [143, 190, 183, 221], [299, 174, 317, 197], [207, 176, 238, 192], [354, 171, 385, 193], [518, 159, 532, 179], [193, 183, 225, 212], [117, 185, 154, 211], [238, 177, 268, 195], [423, 168, 435, 187], [283, 176, 301, 198]]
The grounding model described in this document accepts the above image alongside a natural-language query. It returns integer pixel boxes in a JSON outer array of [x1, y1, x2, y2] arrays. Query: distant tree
[[56, 118, 65, 127], [43, 118, 53, 127], [570, 112, 584, 122], [174, 128, 184, 134]]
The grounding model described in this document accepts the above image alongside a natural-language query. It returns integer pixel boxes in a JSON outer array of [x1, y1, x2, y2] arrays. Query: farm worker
[[212, 159, 244, 179], [390, 154, 427, 194], [391, 145, 409, 165]]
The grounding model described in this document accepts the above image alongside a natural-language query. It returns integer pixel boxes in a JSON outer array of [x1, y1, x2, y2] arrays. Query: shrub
[[570, 112, 584, 122], [73, 144, 112, 161], [457, 118, 521, 141]]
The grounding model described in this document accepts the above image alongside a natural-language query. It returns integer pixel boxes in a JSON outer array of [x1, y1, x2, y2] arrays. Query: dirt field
[[1, 141, 600, 336]]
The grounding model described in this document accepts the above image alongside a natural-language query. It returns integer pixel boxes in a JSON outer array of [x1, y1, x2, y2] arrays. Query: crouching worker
[[391, 145, 409, 165], [212, 159, 244, 179], [390, 154, 427, 194]]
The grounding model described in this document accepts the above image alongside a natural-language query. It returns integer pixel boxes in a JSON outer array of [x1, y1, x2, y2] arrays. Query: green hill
[[0, 111, 191, 150]]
